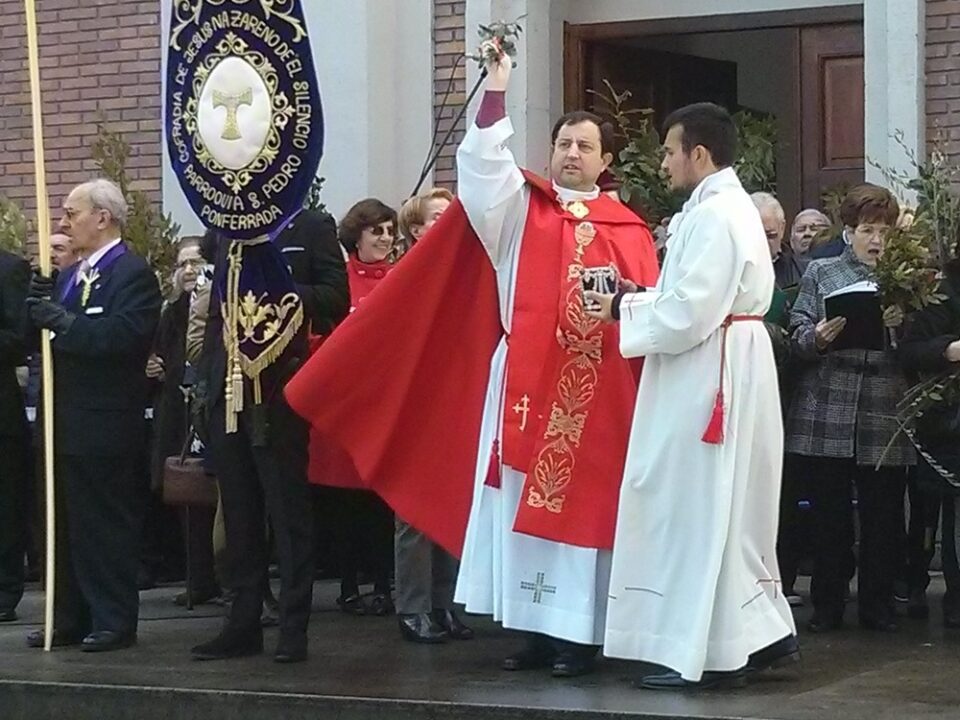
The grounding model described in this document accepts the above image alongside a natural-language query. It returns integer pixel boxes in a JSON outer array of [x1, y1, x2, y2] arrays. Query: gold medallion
[[565, 200, 590, 219]]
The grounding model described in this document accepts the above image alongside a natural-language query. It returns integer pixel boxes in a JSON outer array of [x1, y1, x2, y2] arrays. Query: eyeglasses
[[365, 224, 396, 238], [177, 258, 205, 270]]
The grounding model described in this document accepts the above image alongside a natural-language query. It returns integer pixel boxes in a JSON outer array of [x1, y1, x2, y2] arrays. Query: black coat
[[0, 250, 29, 438], [899, 261, 960, 490], [149, 293, 191, 488], [200, 209, 350, 411], [31, 249, 162, 457]]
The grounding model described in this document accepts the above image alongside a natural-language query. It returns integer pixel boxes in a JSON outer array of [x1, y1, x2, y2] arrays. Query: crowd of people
[[0, 45, 958, 693]]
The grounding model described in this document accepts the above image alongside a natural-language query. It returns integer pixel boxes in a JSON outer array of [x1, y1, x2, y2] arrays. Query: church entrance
[[564, 7, 864, 224]]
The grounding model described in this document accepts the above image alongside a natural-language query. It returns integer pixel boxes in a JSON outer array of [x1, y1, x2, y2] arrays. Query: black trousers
[[804, 455, 906, 620], [776, 453, 808, 592], [319, 487, 393, 598], [208, 395, 313, 639], [56, 452, 147, 635], [941, 496, 960, 611], [0, 433, 31, 612], [902, 468, 940, 593]]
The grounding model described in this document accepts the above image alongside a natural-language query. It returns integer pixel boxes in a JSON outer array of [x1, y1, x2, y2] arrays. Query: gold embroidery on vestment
[[526, 220, 606, 515]]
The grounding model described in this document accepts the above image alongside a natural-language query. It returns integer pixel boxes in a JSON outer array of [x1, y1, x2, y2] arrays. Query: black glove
[[28, 269, 56, 301], [26, 298, 75, 334]]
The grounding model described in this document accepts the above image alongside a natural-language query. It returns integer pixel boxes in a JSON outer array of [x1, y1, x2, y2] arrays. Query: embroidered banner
[[164, 0, 323, 239]]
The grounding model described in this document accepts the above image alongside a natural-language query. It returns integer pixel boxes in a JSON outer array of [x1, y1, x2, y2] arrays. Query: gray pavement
[[1, 578, 959, 719]]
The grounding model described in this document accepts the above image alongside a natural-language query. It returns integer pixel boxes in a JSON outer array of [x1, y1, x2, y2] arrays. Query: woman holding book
[[784, 183, 915, 634]]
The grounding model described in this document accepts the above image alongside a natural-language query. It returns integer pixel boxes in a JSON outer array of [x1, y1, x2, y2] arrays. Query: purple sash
[[59, 242, 128, 306]]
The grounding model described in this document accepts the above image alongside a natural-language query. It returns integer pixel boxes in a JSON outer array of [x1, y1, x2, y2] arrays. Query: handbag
[[162, 429, 219, 508]]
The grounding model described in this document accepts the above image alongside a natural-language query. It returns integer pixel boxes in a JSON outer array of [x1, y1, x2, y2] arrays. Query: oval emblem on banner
[[164, 0, 323, 240]]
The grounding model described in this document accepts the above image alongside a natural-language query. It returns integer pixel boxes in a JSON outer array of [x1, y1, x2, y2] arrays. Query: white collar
[[83, 237, 122, 269], [684, 167, 742, 208], [552, 181, 599, 204], [667, 168, 743, 239]]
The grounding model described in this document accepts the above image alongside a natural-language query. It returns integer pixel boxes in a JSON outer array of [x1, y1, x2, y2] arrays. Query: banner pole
[[23, 0, 56, 652]]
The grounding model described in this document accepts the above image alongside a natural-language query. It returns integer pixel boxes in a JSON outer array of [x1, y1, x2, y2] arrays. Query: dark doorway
[[565, 8, 864, 225]]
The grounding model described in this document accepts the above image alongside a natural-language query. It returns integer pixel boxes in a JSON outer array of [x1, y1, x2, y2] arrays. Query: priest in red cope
[[284, 45, 658, 677]]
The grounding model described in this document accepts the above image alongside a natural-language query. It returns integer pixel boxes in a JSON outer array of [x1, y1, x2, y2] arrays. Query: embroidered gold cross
[[212, 87, 253, 140], [512, 394, 531, 432]]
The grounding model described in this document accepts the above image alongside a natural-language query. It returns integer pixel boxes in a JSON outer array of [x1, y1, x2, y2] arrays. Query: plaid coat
[[784, 248, 915, 467]]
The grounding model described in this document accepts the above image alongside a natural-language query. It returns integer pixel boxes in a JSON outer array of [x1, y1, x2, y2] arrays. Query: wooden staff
[[24, 0, 56, 652]]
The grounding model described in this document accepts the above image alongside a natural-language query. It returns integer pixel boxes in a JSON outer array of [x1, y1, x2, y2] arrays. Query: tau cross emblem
[[512, 394, 531, 432], [520, 572, 557, 604], [212, 87, 253, 140]]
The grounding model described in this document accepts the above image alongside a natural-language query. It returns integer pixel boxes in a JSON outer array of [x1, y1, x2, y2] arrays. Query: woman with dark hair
[[785, 183, 915, 634], [899, 258, 960, 629], [340, 198, 398, 308], [311, 199, 398, 616]]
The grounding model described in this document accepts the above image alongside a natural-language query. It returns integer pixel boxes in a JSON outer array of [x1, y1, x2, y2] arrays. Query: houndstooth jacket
[[784, 248, 915, 467]]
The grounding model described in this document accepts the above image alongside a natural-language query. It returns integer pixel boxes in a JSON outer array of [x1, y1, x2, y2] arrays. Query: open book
[[823, 280, 883, 351]]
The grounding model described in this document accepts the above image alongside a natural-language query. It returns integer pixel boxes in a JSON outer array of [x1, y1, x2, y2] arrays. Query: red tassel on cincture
[[701, 390, 725, 444], [484, 439, 501, 488]]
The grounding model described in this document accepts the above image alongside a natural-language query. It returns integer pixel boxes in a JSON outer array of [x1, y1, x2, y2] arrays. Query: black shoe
[[398, 613, 447, 644], [907, 590, 929, 620], [432, 609, 474, 640], [637, 668, 747, 691], [807, 608, 844, 634], [0, 608, 17, 622], [81, 630, 136, 653], [274, 633, 308, 663], [502, 636, 556, 671], [859, 614, 898, 632], [368, 593, 395, 617], [191, 628, 263, 660], [26, 629, 84, 648], [746, 635, 800, 673], [336, 593, 366, 616], [552, 650, 596, 678]]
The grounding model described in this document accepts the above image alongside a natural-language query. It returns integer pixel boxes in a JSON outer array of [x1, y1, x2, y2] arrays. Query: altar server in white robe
[[586, 103, 797, 690]]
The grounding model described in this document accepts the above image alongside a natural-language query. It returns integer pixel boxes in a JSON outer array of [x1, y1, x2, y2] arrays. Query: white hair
[[791, 208, 830, 231], [73, 179, 128, 228], [750, 191, 785, 224]]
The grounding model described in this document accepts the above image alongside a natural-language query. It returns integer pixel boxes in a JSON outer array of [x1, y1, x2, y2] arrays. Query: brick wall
[[431, 0, 467, 192], [0, 0, 162, 244], [926, 0, 960, 160]]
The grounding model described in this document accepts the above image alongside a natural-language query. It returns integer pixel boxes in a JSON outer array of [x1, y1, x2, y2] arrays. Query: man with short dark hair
[[285, 42, 660, 678], [586, 102, 796, 690]]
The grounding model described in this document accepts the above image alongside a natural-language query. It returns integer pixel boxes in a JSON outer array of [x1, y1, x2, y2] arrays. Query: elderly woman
[[310, 199, 398, 617], [785, 183, 915, 634]]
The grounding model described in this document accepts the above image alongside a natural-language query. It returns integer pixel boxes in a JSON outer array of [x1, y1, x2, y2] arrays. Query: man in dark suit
[[191, 208, 349, 663], [0, 248, 30, 622], [25, 179, 161, 652]]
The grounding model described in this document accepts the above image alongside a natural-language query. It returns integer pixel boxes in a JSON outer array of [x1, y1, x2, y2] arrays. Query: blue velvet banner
[[164, 0, 323, 241]]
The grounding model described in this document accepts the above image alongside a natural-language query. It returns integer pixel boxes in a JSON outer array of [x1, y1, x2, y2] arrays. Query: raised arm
[[455, 48, 527, 266]]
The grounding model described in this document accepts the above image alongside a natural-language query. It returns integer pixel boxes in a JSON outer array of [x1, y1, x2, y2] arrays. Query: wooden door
[[574, 43, 738, 131], [800, 24, 864, 208]]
